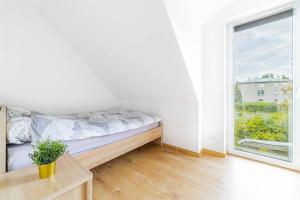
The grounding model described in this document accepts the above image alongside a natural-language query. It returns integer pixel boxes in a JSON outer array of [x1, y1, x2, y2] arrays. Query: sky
[[234, 16, 293, 82]]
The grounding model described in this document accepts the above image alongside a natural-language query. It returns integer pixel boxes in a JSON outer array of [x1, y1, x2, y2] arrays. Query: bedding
[[7, 107, 161, 144], [7, 117, 32, 144], [7, 122, 159, 171], [7, 107, 41, 121], [6, 107, 41, 144]]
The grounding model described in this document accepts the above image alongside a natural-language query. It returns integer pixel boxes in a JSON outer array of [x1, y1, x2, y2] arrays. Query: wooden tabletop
[[0, 154, 93, 200]]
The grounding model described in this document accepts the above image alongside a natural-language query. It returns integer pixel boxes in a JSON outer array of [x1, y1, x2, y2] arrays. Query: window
[[229, 9, 295, 165], [257, 90, 264, 96]]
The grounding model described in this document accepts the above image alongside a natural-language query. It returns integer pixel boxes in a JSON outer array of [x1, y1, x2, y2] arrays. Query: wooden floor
[[91, 144, 300, 200]]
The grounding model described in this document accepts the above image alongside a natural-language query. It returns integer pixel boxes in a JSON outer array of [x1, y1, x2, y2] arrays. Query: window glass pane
[[233, 10, 293, 162]]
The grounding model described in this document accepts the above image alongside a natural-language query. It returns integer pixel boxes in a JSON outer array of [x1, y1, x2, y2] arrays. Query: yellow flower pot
[[38, 161, 56, 179]]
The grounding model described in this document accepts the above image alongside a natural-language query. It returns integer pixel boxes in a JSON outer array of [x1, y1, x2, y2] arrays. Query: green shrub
[[29, 139, 67, 165], [235, 102, 289, 113], [234, 103, 244, 112], [234, 112, 289, 144], [244, 102, 277, 112]]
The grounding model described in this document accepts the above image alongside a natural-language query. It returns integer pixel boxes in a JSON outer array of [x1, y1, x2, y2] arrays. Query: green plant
[[244, 102, 278, 112], [234, 83, 243, 103], [234, 112, 289, 145], [235, 102, 289, 113], [29, 139, 67, 165]]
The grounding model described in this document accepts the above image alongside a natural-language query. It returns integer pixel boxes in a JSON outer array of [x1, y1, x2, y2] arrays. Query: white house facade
[[237, 78, 292, 103]]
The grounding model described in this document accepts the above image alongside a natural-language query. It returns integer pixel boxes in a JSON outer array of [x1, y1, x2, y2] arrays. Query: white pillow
[[7, 117, 33, 144], [7, 107, 42, 121]]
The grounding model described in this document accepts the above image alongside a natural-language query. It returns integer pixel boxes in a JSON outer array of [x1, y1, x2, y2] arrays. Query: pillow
[[7, 117, 33, 144], [7, 107, 41, 121]]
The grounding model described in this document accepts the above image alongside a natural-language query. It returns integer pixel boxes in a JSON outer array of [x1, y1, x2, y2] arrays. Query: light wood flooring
[[91, 144, 300, 200]]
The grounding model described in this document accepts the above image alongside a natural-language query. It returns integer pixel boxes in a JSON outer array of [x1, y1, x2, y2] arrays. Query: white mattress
[[7, 122, 159, 171]]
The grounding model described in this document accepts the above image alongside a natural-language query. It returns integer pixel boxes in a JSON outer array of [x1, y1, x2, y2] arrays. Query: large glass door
[[232, 10, 294, 162]]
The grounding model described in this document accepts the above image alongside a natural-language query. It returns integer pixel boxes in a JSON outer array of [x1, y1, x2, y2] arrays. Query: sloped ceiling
[[38, 0, 197, 103], [162, 0, 240, 99], [0, 0, 119, 113]]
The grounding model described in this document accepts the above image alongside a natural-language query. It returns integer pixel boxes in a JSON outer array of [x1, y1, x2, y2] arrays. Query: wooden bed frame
[[0, 106, 163, 173]]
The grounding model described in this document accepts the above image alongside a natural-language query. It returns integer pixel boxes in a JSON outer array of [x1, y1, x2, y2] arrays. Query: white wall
[[121, 100, 199, 151], [0, 0, 118, 114], [162, 0, 240, 151], [202, 0, 294, 153]]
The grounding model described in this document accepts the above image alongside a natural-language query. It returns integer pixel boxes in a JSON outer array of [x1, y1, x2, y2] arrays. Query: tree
[[234, 83, 242, 103], [281, 83, 292, 94], [262, 74, 269, 78], [281, 74, 289, 79], [262, 73, 274, 79]]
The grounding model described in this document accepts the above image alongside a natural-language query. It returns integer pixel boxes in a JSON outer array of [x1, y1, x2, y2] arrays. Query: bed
[[0, 106, 163, 173]]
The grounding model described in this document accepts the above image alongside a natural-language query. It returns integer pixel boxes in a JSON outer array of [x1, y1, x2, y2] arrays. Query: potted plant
[[29, 139, 67, 179]]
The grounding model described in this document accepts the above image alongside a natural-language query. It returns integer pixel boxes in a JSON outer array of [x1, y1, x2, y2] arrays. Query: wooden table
[[0, 154, 93, 200]]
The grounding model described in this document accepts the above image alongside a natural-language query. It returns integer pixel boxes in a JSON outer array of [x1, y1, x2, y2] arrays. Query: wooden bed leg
[[86, 179, 93, 200], [152, 137, 163, 147], [152, 121, 163, 147]]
